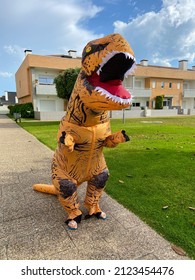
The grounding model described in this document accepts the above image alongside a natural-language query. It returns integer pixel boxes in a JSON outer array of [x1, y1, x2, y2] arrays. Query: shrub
[[9, 102, 34, 118], [8, 105, 14, 111], [54, 67, 80, 100], [155, 95, 164, 109]]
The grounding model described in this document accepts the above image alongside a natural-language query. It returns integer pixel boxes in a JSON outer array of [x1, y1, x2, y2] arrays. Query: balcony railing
[[35, 84, 57, 95], [183, 89, 195, 97], [126, 87, 151, 97]]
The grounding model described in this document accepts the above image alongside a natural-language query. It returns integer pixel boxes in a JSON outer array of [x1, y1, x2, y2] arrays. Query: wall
[[188, 109, 195, 115], [135, 64, 195, 80], [15, 58, 32, 103], [33, 107, 194, 121], [182, 98, 195, 110], [34, 111, 65, 121], [110, 110, 145, 118], [33, 95, 64, 112], [0, 105, 9, 114], [147, 109, 178, 117], [27, 54, 81, 70], [110, 109, 179, 119], [131, 97, 149, 108]]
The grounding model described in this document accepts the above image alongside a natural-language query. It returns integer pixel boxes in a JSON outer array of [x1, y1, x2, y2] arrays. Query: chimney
[[24, 49, 32, 56], [140, 59, 148, 66], [5, 91, 8, 101], [179, 60, 188, 70], [68, 50, 77, 58]]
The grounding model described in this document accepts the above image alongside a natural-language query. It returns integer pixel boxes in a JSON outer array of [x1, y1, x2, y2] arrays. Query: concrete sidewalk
[[0, 115, 189, 260]]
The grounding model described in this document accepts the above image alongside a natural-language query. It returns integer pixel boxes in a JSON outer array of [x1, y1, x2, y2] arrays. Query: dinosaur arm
[[59, 131, 75, 152], [103, 130, 130, 148], [64, 134, 75, 152]]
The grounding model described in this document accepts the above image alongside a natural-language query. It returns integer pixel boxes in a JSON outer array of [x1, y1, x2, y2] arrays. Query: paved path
[[0, 115, 189, 260]]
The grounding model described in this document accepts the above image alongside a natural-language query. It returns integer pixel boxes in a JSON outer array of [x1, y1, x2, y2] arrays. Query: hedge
[[8, 102, 34, 118]]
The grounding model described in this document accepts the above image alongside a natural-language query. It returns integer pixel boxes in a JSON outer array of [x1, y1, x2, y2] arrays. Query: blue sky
[[1, 0, 195, 96]]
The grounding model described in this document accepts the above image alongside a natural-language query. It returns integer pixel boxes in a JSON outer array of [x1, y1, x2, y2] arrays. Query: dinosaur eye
[[86, 46, 92, 53], [82, 43, 109, 62]]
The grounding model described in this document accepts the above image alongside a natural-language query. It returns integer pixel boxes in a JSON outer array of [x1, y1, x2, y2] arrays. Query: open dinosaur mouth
[[88, 72, 130, 101], [87, 52, 135, 104]]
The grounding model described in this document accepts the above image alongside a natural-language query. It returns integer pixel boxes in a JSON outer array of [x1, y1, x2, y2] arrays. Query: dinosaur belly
[[53, 121, 111, 185]]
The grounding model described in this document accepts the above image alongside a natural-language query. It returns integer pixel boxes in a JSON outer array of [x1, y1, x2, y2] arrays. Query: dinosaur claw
[[121, 130, 130, 141]]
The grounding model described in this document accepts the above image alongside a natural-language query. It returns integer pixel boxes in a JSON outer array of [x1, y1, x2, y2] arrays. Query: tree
[[155, 95, 164, 109], [54, 67, 80, 100]]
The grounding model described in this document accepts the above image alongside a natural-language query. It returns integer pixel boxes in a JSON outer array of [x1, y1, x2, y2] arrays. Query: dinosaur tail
[[33, 184, 57, 195]]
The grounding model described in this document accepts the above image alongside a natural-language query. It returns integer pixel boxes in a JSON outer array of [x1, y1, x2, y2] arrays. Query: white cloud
[[51, 0, 102, 20], [4, 45, 18, 55], [0, 0, 102, 20], [0, 0, 105, 59], [0, 72, 13, 78], [114, 0, 195, 67], [4, 45, 25, 60], [45, 0, 104, 54], [163, 0, 195, 27]]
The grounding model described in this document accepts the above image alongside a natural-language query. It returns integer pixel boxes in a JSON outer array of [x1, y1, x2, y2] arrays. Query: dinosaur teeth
[[125, 62, 137, 78], [96, 68, 101, 76], [124, 52, 131, 59], [96, 86, 132, 104]]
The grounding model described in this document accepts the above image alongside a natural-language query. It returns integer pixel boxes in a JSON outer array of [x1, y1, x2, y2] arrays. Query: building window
[[177, 82, 181, 89], [169, 82, 172, 88], [134, 79, 142, 88], [132, 102, 140, 107], [163, 98, 172, 108], [38, 76, 54, 85], [161, 82, 165, 88], [152, 81, 156, 88], [124, 77, 132, 88]]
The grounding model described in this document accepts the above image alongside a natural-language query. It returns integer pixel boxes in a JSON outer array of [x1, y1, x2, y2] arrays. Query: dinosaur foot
[[85, 211, 107, 220], [67, 220, 78, 230], [96, 211, 107, 220], [65, 214, 82, 230]]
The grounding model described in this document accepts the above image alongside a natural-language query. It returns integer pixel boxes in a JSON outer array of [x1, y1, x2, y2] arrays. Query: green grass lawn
[[19, 116, 195, 259]]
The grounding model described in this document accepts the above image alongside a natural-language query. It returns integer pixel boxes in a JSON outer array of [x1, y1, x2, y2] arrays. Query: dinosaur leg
[[52, 159, 82, 227], [84, 170, 109, 217], [56, 180, 82, 230], [57, 179, 82, 221]]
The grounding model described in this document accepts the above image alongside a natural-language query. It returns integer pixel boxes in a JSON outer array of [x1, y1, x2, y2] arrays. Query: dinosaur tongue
[[88, 72, 131, 99]]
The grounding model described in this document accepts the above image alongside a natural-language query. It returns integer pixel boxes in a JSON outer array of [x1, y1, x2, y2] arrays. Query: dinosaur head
[[79, 33, 136, 110]]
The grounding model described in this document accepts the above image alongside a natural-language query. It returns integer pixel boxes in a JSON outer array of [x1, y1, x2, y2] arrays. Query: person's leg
[[52, 157, 82, 230], [84, 170, 109, 218]]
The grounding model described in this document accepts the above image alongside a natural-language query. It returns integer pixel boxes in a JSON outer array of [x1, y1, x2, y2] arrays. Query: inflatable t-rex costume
[[33, 33, 136, 230]]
